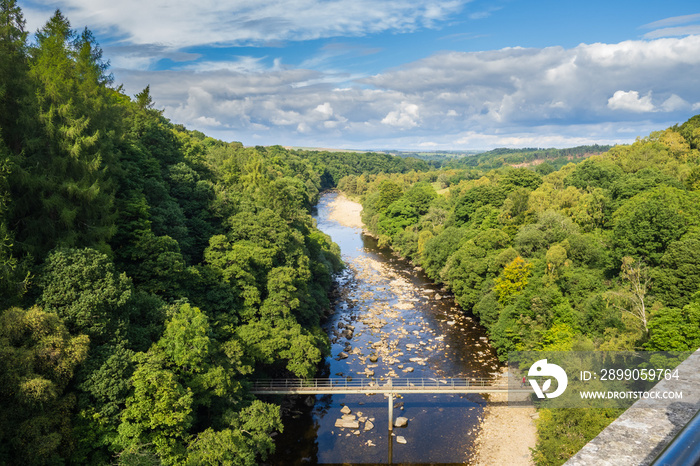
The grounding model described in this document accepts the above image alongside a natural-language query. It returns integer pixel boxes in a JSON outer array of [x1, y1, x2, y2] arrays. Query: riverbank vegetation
[[340, 116, 700, 464]]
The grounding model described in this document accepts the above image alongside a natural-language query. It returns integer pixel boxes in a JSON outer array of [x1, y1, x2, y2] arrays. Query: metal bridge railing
[[250, 377, 511, 392]]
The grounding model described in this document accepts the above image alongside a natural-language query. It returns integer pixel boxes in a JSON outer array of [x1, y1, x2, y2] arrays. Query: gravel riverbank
[[327, 192, 364, 229]]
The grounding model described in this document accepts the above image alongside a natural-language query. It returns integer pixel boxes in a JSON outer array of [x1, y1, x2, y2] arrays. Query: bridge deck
[[250, 377, 533, 395]]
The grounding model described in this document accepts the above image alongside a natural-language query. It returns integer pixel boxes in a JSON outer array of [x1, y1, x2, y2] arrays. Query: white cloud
[[644, 25, 700, 39], [26, 0, 469, 47], [642, 14, 700, 39], [661, 94, 690, 112], [314, 102, 334, 118], [642, 13, 700, 30], [184, 56, 273, 73], [112, 35, 700, 149], [381, 102, 420, 128], [607, 90, 656, 113]]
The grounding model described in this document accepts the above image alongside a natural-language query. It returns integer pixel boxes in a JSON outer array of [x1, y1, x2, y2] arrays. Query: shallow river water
[[267, 192, 501, 465]]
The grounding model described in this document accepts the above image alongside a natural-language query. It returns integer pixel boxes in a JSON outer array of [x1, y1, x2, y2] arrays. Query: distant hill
[[445, 144, 614, 170]]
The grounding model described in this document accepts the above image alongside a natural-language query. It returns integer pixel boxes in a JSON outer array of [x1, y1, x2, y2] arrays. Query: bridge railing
[[250, 377, 511, 392]]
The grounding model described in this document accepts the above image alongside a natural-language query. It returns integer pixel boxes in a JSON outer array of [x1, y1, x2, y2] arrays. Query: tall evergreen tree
[[9, 11, 118, 257], [0, 0, 28, 154]]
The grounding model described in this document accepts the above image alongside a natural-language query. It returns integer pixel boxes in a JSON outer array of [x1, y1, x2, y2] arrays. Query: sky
[[17, 0, 700, 150]]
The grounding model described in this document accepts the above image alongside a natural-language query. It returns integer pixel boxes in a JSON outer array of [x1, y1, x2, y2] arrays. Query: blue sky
[[19, 0, 700, 150]]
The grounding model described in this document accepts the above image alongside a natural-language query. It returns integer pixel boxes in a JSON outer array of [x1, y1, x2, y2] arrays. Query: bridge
[[250, 376, 529, 395], [251, 376, 533, 431]]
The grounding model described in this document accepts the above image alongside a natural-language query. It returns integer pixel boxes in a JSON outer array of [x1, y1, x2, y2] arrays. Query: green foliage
[[564, 158, 623, 190], [421, 227, 465, 280], [533, 408, 622, 465], [612, 186, 700, 266], [514, 210, 579, 257], [10, 11, 119, 258], [651, 236, 700, 308], [446, 145, 611, 170], [116, 353, 194, 465], [186, 401, 282, 466], [0, 306, 89, 464], [39, 248, 132, 342], [453, 184, 507, 226], [0, 5, 348, 463], [158, 302, 212, 371], [501, 167, 543, 191], [493, 256, 533, 304], [0, 0, 29, 154], [646, 298, 700, 351]]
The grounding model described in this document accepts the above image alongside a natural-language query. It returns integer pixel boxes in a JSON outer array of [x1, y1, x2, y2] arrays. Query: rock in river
[[335, 418, 360, 429], [394, 417, 408, 428]]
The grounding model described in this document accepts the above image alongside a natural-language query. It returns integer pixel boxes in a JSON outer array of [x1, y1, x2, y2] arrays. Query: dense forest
[[340, 118, 700, 464], [0, 4, 427, 465]]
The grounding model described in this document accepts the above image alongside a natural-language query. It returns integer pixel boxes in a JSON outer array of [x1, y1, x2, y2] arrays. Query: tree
[[545, 243, 568, 278], [501, 167, 542, 191], [612, 187, 700, 266], [651, 237, 700, 308], [116, 352, 194, 465], [533, 408, 622, 465], [186, 401, 282, 466], [444, 242, 489, 310], [0, 306, 89, 464], [493, 256, 533, 304], [604, 256, 651, 334], [375, 180, 403, 211], [39, 248, 132, 343], [646, 300, 700, 351], [564, 157, 623, 190], [0, 0, 29, 153], [452, 184, 506, 226], [10, 11, 118, 257]]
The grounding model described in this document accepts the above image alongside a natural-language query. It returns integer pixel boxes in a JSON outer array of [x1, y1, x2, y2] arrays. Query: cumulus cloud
[[314, 102, 334, 118], [26, 0, 468, 47], [607, 90, 655, 112], [381, 102, 420, 128]]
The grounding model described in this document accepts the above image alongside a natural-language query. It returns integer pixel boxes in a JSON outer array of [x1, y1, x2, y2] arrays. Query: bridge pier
[[387, 378, 394, 431], [388, 392, 393, 431]]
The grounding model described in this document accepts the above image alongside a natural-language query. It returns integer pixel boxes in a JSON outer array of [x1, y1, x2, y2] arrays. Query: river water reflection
[[268, 192, 501, 465]]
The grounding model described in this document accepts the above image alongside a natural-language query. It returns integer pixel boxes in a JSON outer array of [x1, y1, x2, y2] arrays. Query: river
[[268, 192, 502, 465]]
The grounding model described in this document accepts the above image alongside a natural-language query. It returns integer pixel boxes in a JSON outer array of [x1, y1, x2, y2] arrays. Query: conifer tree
[[0, 0, 29, 153], [10, 11, 118, 257]]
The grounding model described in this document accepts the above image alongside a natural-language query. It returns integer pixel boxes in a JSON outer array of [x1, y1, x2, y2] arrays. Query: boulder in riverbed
[[334, 418, 360, 429], [394, 417, 408, 427]]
